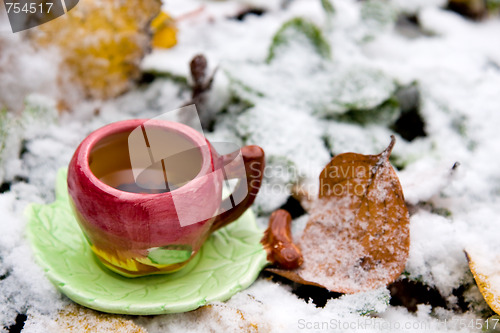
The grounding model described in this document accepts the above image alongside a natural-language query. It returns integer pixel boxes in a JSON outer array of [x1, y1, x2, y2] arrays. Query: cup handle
[[210, 145, 265, 232]]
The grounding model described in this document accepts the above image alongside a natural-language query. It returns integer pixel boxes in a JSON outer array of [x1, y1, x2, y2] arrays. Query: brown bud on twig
[[190, 54, 208, 88]]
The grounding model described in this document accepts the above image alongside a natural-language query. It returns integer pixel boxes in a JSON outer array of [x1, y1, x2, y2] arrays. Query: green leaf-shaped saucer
[[25, 168, 268, 315]]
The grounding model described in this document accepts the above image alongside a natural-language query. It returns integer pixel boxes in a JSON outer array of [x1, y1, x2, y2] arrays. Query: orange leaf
[[466, 249, 500, 315], [270, 136, 410, 293]]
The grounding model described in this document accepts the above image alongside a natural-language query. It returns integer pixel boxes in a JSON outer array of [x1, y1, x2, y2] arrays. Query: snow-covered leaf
[[269, 136, 410, 293], [466, 248, 500, 316], [267, 17, 331, 63], [317, 66, 398, 117]]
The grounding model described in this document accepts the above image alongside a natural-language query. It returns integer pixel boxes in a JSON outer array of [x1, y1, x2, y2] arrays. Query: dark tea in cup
[[89, 127, 203, 194]]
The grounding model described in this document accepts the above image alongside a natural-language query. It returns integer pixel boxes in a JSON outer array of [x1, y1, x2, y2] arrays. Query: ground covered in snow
[[2, 0, 500, 332]]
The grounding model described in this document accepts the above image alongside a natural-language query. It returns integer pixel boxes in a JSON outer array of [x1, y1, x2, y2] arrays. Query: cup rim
[[77, 119, 214, 198]]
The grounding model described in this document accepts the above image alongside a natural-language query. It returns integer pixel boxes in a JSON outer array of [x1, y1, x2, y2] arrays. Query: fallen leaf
[[269, 136, 410, 293], [466, 248, 500, 315], [151, 11, 178, 49], [29, 0, 162, 101]]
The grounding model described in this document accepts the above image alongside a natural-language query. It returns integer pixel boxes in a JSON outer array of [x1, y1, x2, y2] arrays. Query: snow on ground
[[2, 0, 500, 331]]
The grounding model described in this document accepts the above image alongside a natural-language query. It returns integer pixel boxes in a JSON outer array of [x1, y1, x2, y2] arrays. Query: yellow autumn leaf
[[151, 11, 178, 49], [466, 248, 500, 315], [29, 0, 162, 101]]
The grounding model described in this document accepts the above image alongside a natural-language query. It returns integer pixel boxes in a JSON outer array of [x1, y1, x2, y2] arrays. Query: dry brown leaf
[[269, 136, 410, 293], [466, 249, 500, 315]]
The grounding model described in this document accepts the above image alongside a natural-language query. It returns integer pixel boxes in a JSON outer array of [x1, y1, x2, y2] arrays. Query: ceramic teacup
[[67, 119, 264, 277]]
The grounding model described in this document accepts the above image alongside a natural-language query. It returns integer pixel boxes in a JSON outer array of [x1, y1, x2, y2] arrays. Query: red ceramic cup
[[67, 119, 264, 277]]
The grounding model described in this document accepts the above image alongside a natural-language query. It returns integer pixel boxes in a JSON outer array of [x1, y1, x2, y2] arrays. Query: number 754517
[[5, 2, 53, 14]]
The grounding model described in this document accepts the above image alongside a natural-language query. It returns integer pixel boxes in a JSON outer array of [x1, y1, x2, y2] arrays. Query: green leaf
[[0, 97, 57, 183], [314, 66, 398, 120], [487, 0, 500, 11], [335, 97, 401, 126], [139, 69, 189, 88], [321, 0, 335, 16], [483, 315, 500, 332], [361, 0, 397, 29], [267, 17, 331, 63], [147, 245, 192, 265]]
